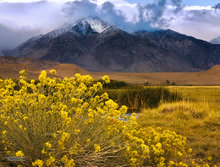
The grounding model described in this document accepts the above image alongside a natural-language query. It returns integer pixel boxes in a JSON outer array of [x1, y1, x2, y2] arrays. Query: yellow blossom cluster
[[0, 70, 214, 167]]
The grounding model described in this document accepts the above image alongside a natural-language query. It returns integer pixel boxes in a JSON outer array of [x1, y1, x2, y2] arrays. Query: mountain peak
[[74, 17, 110, 34], [45, 17, 111, 38], [72, 19, 95, 36]]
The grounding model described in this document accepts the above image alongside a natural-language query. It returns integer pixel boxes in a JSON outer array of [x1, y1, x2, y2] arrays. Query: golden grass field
[[138, 86, 220, 166]]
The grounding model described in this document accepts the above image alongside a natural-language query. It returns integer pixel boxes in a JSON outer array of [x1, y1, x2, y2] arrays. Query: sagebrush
[[0, 70, 212, 167]]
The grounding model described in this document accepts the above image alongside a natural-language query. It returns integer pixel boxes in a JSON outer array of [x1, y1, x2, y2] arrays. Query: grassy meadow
[[138, 86, 220, 166]]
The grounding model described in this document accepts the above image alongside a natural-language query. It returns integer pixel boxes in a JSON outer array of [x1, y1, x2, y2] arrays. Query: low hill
[[0, 56, 88, 79], [205, 65, 220, 74], [0, 56, 219, 85]]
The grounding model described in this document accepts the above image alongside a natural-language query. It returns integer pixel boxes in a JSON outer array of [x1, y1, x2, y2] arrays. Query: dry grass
[[138, 101, 220, 165], [167, 86, 220, 111], [138, 87, 220, 166], [91, 66, 220, 85]]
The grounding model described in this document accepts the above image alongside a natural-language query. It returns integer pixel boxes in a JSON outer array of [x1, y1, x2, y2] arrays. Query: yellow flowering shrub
[[0, 70, 214, 167]]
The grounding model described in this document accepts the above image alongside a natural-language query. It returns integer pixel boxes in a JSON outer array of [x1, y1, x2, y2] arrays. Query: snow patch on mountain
[[79, 17, 110, 33], [210, 36, 220, 44]]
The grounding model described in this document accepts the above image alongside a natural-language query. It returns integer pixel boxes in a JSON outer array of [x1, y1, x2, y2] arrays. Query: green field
[[138, 86, 220, 166]]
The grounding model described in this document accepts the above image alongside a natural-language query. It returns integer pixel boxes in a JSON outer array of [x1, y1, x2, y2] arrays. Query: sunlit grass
[[138, 95, 220, 166], [167, 86, 220, 111]]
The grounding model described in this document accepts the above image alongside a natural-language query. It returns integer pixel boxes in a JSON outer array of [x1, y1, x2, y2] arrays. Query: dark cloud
[[171, 0, 182, 11], [213, 3, 220, 10], [139, 0, 168, 27]]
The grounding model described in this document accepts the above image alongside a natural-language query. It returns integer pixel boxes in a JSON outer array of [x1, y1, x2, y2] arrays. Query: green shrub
[[100, 79, 135, 89], [143, 81, 150, 86], [166, 80, 170, 85]]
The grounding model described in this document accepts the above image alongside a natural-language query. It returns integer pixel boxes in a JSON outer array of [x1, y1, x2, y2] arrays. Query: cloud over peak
[[63, 0, 183, 32]]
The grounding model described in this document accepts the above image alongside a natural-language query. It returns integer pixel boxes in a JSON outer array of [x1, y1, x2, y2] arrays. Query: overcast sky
[[0, 0, 220, 50]]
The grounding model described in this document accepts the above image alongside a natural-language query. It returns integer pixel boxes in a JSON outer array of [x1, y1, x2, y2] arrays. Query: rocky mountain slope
[[9, 17, 220, 72]]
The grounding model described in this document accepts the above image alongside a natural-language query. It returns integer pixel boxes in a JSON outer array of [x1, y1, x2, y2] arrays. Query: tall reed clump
[[0, 70, 210, 167]]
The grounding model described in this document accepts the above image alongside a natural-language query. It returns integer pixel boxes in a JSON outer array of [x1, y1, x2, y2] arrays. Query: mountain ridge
[[7, 17, 220, 72]]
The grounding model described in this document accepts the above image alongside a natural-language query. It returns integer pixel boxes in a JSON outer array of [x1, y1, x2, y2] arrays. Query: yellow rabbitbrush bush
[[0, 70, 204, 167]]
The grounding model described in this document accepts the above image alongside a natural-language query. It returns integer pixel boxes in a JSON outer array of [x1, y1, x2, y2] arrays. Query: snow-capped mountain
[[8, 17, 220, 72], [210, 36, 220, 44], [45, 17, 111, 39]]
